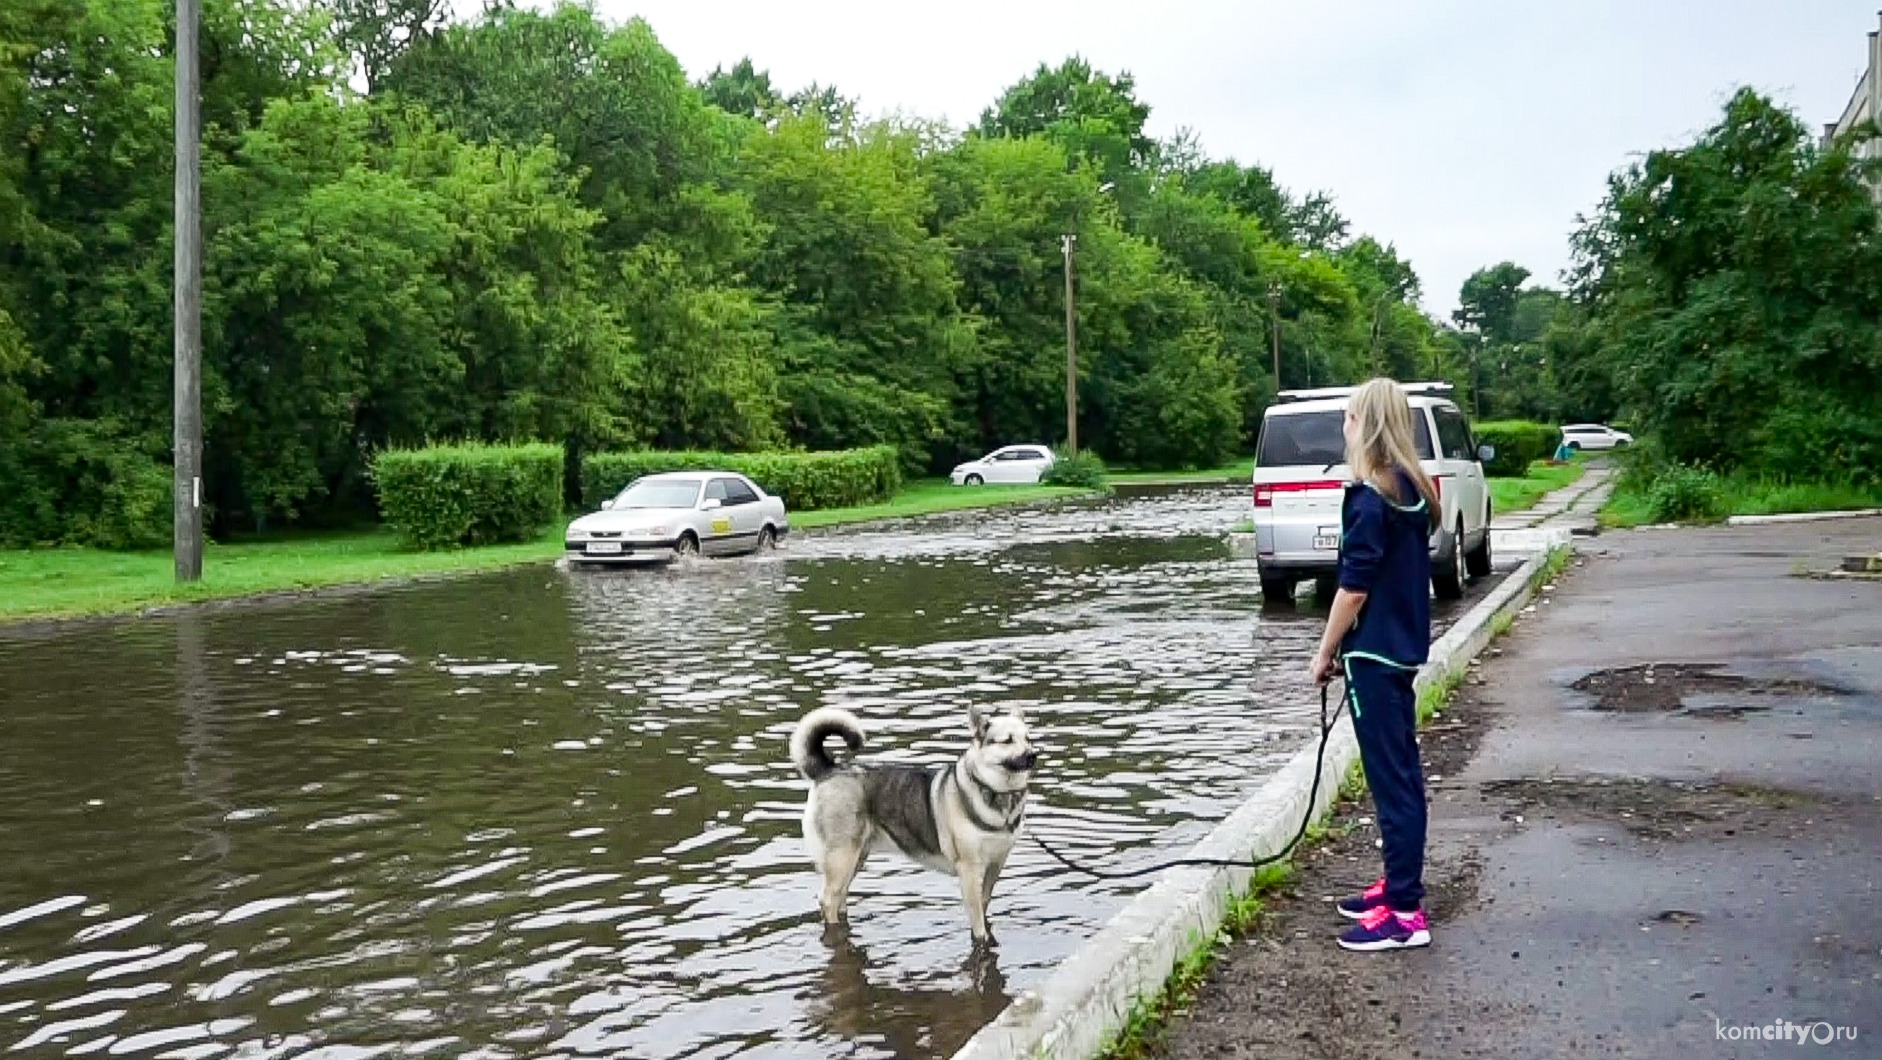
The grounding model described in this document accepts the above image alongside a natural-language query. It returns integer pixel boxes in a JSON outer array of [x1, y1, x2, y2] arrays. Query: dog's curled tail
[[791, 708, 864, 781]]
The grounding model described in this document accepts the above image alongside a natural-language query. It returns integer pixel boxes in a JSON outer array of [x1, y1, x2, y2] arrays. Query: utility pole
[[174, 0, 204, 582], [1268, 282, 1282, 391], [1062, 233, 1078, 454]]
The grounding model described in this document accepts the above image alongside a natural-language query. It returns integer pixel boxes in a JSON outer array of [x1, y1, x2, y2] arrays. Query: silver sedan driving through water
[[565, 472, 789, 565]]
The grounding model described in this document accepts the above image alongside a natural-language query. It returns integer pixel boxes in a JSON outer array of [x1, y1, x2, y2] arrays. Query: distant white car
[[565, 472, 788, 565], [1560, 424, 1633, 451], [950, 445, 1056, 485]]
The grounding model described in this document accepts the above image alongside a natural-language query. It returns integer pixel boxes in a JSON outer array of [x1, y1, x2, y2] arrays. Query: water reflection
[[0, 485, 1501, 1058]]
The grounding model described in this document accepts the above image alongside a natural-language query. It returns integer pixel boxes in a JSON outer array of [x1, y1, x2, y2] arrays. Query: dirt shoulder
[[1153, 518, 1882, 1060]]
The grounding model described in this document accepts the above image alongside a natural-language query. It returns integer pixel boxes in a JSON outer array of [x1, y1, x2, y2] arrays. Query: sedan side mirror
[[701, 498, 723, 511], [600, 499, 615, 510], [1478, 444, 1497, 463]]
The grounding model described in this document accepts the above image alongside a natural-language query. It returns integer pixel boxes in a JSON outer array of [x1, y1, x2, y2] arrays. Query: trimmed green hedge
[[373, 442, 563, 551], [581, 447, 901, 511], [1474, 420, 1558, 477]]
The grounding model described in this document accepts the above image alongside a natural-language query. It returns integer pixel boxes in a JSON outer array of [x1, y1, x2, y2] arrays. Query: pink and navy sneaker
[[1337, 905, 1431, 951], [1336, 877, 1388, 920]]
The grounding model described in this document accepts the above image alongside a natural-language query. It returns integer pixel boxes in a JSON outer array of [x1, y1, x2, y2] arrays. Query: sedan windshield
[[613, 480, 700, 509]]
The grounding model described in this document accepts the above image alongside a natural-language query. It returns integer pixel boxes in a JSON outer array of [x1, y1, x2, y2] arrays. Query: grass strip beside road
[[1602, 474, 1882, 528], [787, 479, 1090, 529], [1107, 459, 1254, 486], [0, 479, 1095, 623], [1487, 459, 1588, 515]]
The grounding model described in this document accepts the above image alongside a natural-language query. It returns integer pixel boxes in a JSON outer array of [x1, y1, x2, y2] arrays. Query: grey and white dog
[[790, 705, 1038, 943]]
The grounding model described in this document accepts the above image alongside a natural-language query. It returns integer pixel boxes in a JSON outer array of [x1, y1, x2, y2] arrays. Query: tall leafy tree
[[978, 56, 1155, 192], [1572, 88, 1882, 478]]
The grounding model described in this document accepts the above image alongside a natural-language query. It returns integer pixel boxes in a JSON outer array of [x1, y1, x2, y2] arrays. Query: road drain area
[[1480, 776, 1821, 841], [1568, 662, 1842, 715]]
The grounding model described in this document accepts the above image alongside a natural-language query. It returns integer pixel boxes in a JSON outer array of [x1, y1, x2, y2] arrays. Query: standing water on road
[[0, 486, 1500, 1058]]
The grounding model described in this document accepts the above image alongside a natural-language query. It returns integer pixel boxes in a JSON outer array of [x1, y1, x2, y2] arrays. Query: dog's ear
[[968, 704, 989, 741]]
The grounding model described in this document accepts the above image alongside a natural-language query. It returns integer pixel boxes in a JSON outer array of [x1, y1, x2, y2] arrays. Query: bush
[[0, 418, 173, 550], [1041, 449, 1107, 488], [581, 447, 901, 511], [1473, 420, 1558, 477], [373, 442, 563, 550], [1645, 463, 1725, 522]]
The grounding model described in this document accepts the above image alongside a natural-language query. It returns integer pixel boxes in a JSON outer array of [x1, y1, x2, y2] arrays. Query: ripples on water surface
[[0, 487, 1492, 1058]]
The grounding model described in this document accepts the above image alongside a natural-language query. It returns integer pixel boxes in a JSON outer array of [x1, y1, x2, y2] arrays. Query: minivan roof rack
[[1275, 381, 1455, 404]]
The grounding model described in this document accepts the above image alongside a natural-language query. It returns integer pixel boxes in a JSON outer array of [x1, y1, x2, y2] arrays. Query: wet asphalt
[[1404, 519, 1881, 1058]]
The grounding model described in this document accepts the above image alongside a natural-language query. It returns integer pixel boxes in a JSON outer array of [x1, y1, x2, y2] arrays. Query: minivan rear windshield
[[1257, 410, 1435, 467]]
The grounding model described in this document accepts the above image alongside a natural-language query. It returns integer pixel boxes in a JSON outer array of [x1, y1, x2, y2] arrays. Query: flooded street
[[0, 486, 1509, 1059]]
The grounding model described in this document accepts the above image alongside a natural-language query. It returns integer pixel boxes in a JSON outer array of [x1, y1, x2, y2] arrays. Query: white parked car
[[950, 445, 1056, 485], [1559, 423, 1632, 451], [565, 472, 788, 565], [1251, 382, 1494, 602]]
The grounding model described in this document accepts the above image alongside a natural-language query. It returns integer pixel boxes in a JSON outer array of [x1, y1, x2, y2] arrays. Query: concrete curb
[[950, 545, 1570, 1060], [1725, 508, 1882, 526]]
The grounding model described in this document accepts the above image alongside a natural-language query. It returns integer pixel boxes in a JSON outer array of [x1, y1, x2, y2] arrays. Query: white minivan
[[1250, 382, 1495, 602]]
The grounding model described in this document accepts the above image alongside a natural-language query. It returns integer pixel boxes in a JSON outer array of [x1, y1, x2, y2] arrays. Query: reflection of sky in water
[[0, 485, 1495, 1059]]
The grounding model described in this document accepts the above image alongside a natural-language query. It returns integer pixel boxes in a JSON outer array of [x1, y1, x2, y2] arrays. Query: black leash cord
[[1027, 680, 1341, 880]]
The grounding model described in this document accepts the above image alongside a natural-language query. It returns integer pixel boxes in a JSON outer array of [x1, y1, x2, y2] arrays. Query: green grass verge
[[1108, 459, 1254, 486], [787, 479, 1091, 529], [0, 478, 1097, 623], [1602, 473, 1882, 529], [1100, 864, 1295, 1060], [0, 527, 569, 622], [1487, 459, 1587, 515]]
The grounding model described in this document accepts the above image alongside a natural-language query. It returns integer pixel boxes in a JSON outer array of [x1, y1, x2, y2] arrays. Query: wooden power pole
[[174, 0, 204, 581], [1062, 233, 1078, 454], [1268, 282, 1282, 390]]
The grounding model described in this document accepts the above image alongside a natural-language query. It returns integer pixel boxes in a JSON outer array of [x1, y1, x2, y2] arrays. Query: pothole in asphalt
[[1569, 662, 1842, 716], [1480, 776, 1821, 841]]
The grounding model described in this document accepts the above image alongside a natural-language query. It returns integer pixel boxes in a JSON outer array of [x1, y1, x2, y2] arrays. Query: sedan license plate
[[1312, 530, 1339, 551], [585, 542, 623, 555]]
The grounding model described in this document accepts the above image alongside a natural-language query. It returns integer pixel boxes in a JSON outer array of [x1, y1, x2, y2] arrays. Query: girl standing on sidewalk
[[1308, 378, 1440, 952]]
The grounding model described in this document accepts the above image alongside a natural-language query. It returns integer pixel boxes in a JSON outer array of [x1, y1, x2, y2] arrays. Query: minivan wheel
[[1465, 520, 1493, 579], [1432, 522, 1466, 601]]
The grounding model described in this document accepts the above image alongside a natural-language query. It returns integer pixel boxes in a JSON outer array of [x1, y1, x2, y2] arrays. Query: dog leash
[[1027, 679, 1342, 880]]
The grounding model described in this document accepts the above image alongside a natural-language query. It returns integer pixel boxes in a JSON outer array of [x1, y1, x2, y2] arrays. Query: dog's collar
[[957, 759, 1026, 829]]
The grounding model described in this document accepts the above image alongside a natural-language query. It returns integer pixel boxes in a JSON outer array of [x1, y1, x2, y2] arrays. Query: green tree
[[1454, 261, 1531, 344], [978, 56, 1155, 191], [1572, 88, 1882, 478], [742, 114, 975, 465]]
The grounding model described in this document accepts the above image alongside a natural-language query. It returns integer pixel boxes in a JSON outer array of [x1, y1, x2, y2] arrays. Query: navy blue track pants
[[1344, 655, 1426, 911]]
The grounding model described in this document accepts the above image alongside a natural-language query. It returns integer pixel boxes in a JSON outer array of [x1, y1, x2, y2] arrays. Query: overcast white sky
[[588, 1, 1877, 315]]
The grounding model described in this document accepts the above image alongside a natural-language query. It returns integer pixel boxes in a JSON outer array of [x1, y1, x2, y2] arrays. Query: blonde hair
[[1346, 378, 1441, 530]]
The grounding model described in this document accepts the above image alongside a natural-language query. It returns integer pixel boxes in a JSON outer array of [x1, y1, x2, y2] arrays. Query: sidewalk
[[1156, 517, 1881, 1059], [1492, 460, 1615, 533]]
